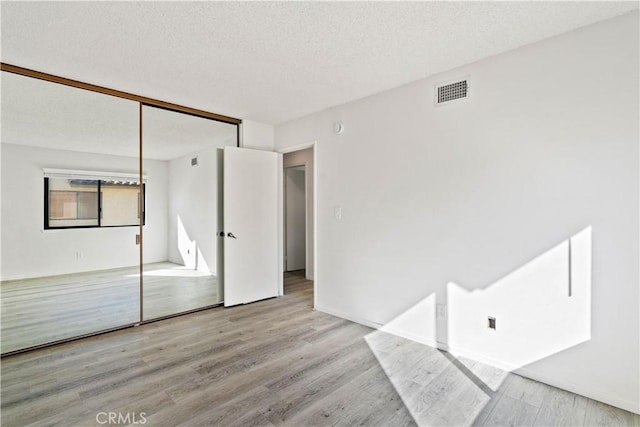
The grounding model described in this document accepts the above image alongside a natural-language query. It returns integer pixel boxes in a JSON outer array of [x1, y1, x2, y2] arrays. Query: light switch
[[334, 207, 342, 220]]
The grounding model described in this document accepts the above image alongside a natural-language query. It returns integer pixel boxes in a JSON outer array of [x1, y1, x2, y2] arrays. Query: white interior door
[[224, 146, 280, 306]]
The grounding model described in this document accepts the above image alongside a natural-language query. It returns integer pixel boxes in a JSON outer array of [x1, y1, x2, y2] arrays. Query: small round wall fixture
[[333, 121, 345, 134]]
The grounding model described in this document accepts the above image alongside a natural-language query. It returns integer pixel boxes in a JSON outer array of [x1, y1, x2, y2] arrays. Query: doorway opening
[[282, 146, 314, 301], [285, 165, 306, 274]]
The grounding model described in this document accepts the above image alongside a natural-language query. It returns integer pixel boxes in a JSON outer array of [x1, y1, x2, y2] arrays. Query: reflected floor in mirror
[[0, 262, 218, 354]]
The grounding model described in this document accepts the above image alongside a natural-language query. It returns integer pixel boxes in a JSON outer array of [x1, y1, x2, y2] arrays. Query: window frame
[[44, 177, 146, 230]]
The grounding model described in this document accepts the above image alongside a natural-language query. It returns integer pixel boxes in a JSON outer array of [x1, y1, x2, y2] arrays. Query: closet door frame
[[0, 62, 241, 356]]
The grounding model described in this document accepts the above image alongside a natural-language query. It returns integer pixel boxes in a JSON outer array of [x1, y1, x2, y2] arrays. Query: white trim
[[316, 305, 440, 347], [43, 168, 147, 182], [277, 154, 284, 297], [312, 140, 317, 290], [378, 325, 439, 348], [435, 343, 520, 372], [277, 141, 315, 154], [441, 342, 640, 415], [312, 141, 317, 306], [513, 366, 640, 415], [304, 164, 310, 279], [314, 303, 640, 415], [315, 305, 383, 330]]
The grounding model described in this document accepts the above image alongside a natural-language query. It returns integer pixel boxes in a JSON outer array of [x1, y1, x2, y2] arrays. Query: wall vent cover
[[436, 79, 469, 105]]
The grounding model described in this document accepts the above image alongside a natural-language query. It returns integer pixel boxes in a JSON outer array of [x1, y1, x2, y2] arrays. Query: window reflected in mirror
[[45, 176, 144, 229], [0, 71, 141, 354], [0, 69, 239, 355]]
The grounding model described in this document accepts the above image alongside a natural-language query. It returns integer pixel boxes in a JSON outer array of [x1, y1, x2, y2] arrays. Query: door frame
[[278, 141, 317, 308]]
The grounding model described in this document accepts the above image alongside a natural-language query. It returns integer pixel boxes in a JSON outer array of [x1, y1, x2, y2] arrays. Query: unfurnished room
[[0, 1, 639, 426]]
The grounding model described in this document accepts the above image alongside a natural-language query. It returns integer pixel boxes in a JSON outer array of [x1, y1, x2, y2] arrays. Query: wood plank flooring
[[1, 272, 639, 426], [1, 262, 219, 353]]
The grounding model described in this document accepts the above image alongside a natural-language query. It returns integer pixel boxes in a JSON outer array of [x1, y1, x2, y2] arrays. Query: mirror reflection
[[141, 105, 237, 320], [0, 71, 239, 354], [0, 71, 141, 353]]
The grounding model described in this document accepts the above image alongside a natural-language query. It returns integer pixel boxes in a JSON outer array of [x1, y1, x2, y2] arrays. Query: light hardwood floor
[[1, 272, 638, 426], [1, 262, 219, 354]]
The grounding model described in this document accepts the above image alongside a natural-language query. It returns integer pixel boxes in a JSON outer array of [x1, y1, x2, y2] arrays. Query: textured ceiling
[[1, 1, 638, 125]]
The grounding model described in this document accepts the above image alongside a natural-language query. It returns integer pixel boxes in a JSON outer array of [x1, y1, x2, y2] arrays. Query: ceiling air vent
[[435, 78, 469, 106]]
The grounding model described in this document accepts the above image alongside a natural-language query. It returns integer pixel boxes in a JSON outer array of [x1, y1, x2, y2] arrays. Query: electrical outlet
[[437, 304, 447, 318], [488, 316, 496, 330], [334, 207, 342, 220]]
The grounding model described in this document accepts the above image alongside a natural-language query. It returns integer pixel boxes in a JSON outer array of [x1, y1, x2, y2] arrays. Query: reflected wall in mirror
[[0, 71, 141, 354], [141, 105, 238, 320]]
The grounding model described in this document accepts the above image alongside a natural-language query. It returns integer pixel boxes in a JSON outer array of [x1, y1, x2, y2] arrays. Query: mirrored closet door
[[141, 105, 238, 320], [0, 71, 142, 353]]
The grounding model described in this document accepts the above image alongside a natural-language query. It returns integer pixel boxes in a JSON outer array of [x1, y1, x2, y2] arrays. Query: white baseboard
[[314, 305, 640, 415], [435, 343, 520, 372], [440, 342, 639, 414], [513, 366, 640, 415], [315, 305, 382, 330], [377, 325, 440, 349]]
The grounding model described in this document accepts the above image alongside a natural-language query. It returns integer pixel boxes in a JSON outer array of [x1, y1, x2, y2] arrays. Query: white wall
[[283, 147, 315, 279], [167, 147, 220, 274], [1, 143, 169, 280], [241, 120, 275, 151], [143, 157, 169, 266], [274, 12, 639, 414]]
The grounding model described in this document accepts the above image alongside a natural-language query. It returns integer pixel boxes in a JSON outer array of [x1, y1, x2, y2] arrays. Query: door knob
[[227, 232, 237, 239]]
